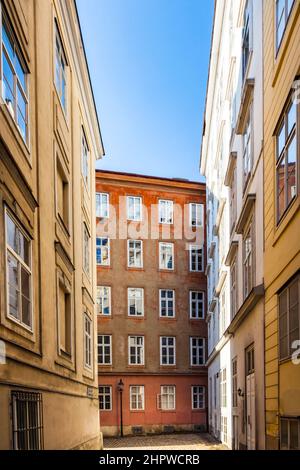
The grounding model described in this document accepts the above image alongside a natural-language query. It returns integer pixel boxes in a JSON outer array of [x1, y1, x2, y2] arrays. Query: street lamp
[[117, 379, 124, 437]]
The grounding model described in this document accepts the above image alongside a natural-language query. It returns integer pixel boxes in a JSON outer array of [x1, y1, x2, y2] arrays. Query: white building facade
[[201, 0, 265, 450]]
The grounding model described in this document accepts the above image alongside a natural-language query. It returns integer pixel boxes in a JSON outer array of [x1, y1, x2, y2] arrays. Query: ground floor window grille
[[11, 391, 44, 450]]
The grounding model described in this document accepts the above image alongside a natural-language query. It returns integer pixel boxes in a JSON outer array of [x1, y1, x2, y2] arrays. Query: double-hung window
[[98, 335, 112, 365], [128, 288, 144, 317], [97, 286, 111, 316], [160, 337, 176, 365], [279, 276, 299, 360], [130, 386, 144, 411], [160, 385, 175, 410], [1, 14, 28, 142], [276, 0, 296, 51], [128, 336, 144, 365], [159, 200, 173, 224], [192, 386, 205, 410], [5, 210, 32, 329], [127, 196, 142, 221], [83, 223, 90, 276], [189, 203, 203, 227], [243, 218, 254, 299], [159, 290, 175, 318], [128, 240, 143, 268], [55, 23, 67, 112], [189, 245, 203, 272], [276, 96, 298, 222], [81, 129, 90, 190], [242, 1, 251, 80], [189, 291, 205, 319], [96, 193, 109, 219], [96, 237, 110, 266], [99, 386, 112, 411], [230, 257, 238, 318], [243, 110, 252, 185], [84, 313, 92, 369], [159, 242, 174, 270], [190, 337, 205, 366]]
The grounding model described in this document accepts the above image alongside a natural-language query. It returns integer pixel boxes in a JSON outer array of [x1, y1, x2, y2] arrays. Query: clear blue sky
[[76, 0, 213, 181]]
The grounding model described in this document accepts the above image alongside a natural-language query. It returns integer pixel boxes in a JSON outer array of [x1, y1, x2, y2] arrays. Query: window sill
[[6, 314, 34, 336], [0, 100, 31, 162], [273, 196, 300, 247]]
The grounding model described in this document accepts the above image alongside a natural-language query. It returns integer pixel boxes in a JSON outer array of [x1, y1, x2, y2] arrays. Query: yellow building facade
[[264, 0, 300, 450], [0, 0, 104, 449]]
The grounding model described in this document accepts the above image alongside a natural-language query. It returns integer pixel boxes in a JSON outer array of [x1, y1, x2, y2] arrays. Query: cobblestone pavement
[[104, 433, 228, 450]]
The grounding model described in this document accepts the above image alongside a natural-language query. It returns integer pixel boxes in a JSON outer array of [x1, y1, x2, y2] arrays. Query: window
[[128, 288, 144, 317], [192, 386, 205, 410], [232, 358, 238, 408], [243, 111, 252, 185], [128, 336, 144, 365], [130, 386, 145, 411], [230, 166, 237, 232], [159, 200, 173, 224], [243, 219, 254, 299], [98, 335, 112, 365], [54, 23, 67, 112], [280, 418, 300, 450], [189, 245, 203, 272], [221, 416, 228, 444], [84, 313, 92, 368], [1, 13, 28, 142], [160, 337, 176, 365], [97, 286, 111, 316], [276, 96, 298, 221], [230, 257, 238, 319], [127, 196, 142, 221], [96, 193, 109, 219], [5, 210, 32, 329], [220, 368, 227, 408], [190, 291, 205, 319], [160, 290, 175, 318], [190, 337, 205, 366], [276, 0, 296, 51], [99, 386, 112, 411], [96, 237, 110, 266], [58, 278, 71, 355], [128, 240, 143, 268], [159, 242, 174, 270], [81, 129, 90, 190], [220, 289, 226, 335], [160, 385, 176, 410], [279, 276, 300, 360], [189, 203, 203, 227], [242, 1, 251, 79], [56, 158, 69, 229], [83, 223, 90, 276], [11, 391, 44, 450], [246, 344, 255, 375]]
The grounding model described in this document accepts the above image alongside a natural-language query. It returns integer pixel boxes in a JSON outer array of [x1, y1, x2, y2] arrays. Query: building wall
[[96, 171, 207, 436], [0, 0, 104, 449], [263, 0, 300, 450]]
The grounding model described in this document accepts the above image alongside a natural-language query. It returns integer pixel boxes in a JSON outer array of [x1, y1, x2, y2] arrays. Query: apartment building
[[200, 0, 265, 449], [0, 0, 104, 449], [95, 170, 207, 437], [263, 0, 300, 450]]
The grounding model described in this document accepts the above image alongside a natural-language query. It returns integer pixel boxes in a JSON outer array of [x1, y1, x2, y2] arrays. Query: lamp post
[[117, 379, 124, 437]]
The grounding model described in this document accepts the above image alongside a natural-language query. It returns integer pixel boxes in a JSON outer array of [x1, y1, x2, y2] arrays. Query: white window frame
[[127, 240, 143, 268], [158, 199, 174, 224], [98, 335, 112, 365], [130, 385, 145, 411], [128, 336, 144, 365], [99, 386, 112, 411], [96, 192, 109, 219], [159, 242, 174, 270], [83, 222, 91, 276], [128, 288, 144, 317], [81, 128, 90, 192], [190, 337, 205, 366], [160, 385, 176, 410], [160, 336, 176, 366], [189, 291, 205, 319], [54, 21, 67, 113], [97, 286, 111, 316], [159, 289, 175, 318], [220, 368, 227, 408], [243, 109, 252, 186], [84, 313, 92, 369], [96, 237, 110, 266], [189, 203, 203, 227], [189, 245, 203, 272], [127, 196, 142, 221], [191, 385, 205, 410], [5, 208, 33, 331]]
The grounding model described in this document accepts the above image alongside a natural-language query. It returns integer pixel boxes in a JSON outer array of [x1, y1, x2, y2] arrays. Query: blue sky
[[76, 0, 213, 181]]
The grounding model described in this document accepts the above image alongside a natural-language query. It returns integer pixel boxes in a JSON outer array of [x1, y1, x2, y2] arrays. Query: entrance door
[[246, 372, 255, 450]]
